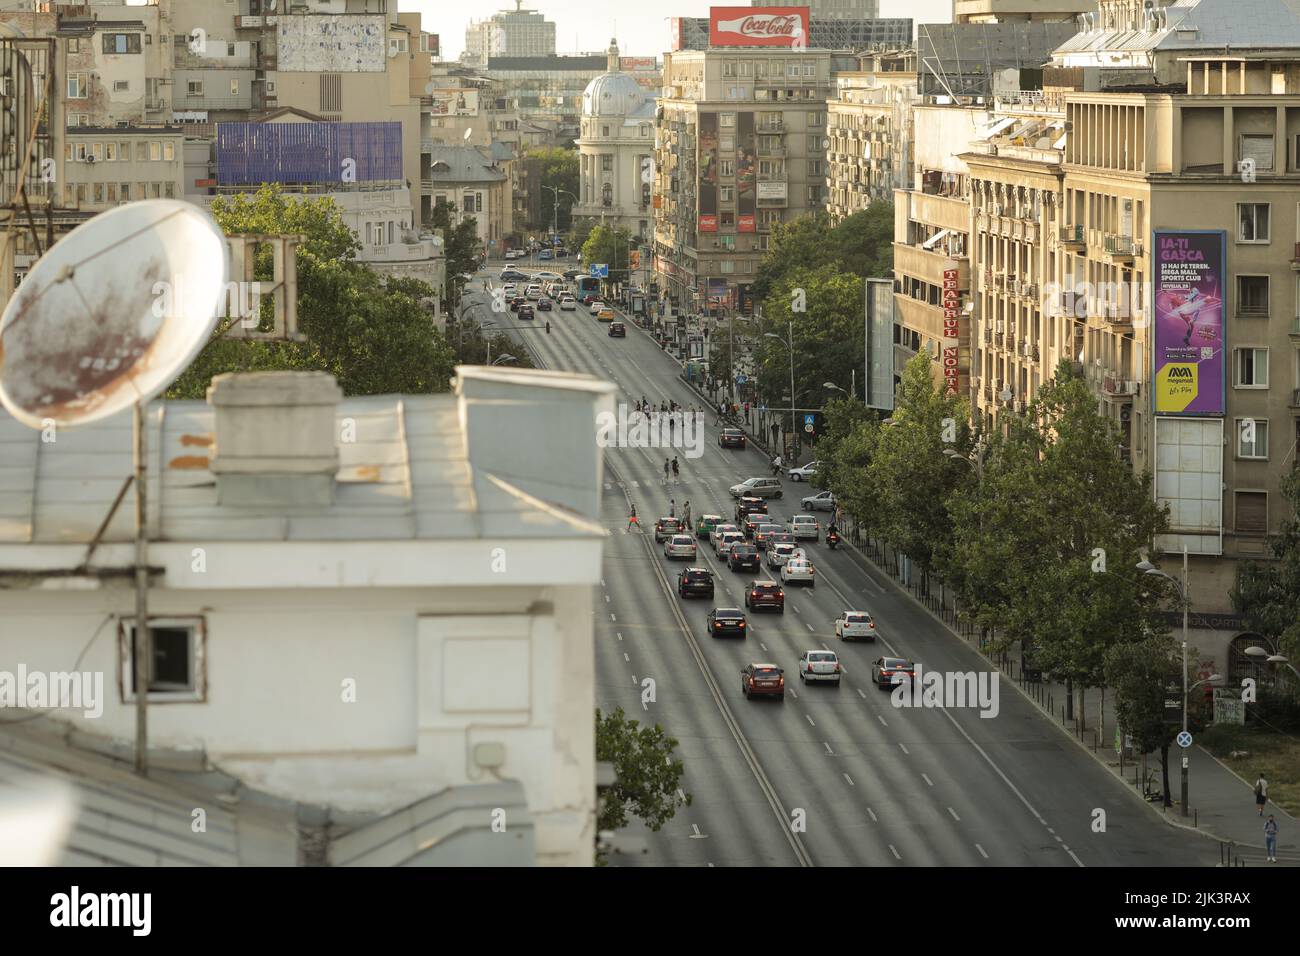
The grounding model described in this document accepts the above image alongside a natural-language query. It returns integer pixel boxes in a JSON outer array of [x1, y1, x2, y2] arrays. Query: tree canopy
[[525, 146, 579, 233], [1232, 466, 1300, 664]]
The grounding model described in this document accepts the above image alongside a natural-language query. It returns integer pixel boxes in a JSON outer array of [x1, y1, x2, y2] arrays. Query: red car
[[582, 294, 599, 306], [741, 662, 785, 700], [744, 580, 785, 612]]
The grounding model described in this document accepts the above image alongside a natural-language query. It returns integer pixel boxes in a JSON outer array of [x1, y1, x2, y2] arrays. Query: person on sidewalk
[[1255, 774, 1269, 815], [1264, 815, 1279, 862]]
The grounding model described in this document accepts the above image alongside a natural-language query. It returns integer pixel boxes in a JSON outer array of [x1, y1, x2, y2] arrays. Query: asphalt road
[[464, 266, 1221, 868]]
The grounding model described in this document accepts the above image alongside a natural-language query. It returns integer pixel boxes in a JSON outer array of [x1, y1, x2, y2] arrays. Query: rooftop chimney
[[207, 371, 343, 508]]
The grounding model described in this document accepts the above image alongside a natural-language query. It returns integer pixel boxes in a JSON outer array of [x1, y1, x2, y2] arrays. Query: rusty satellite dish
[[0, 199, 228, 428]]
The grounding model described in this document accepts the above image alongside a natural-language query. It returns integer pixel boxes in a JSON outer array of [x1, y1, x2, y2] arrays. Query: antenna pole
[[133, 401, 150, 775]]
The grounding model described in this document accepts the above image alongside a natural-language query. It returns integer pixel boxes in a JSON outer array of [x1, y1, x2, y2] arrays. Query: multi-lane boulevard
[[463, 266, 1220, 867]]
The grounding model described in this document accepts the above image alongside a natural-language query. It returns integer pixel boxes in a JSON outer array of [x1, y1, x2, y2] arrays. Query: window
[[120, 617, 205, 702], [119, 141, 129, 159], [807, 184, 823, 203], [150, 182, 161, 199], [136, 142, 146, 161], [389, 36, 408, 55], [1236, 418, 1269, 459], [739, 61, 752, 77], [73, 142, 87, 161], [720, 159, 733, 176], [723, 60, 736, 77], [787, 62, 800, 77], [92, 183, 104, 204], [476, 192, 483, 213], [113, 80, 129, 93], [809, 111, 825, 128], [720, 135, 734, 151], [75, 183, 85, 203], [1239, 134, 1274, 171], [803, 63, 815, 76], [227, 43, 236, 58], [809, 159, 823, 176], [640, 124, 649, 137], [230, 79, 240, 96], [120, 183, 130, 201], [67, 73, 88, 99], [164, 181, 175, 198], [149, 141, 161, 161], [102, 33, 142, 55], [163, 141, 175, 161], [107, 183, 117, 202], [808, 135, 821, 150], [105, 141, 117, 161], [721, 212, 735, 228], [1236, 275, 1269, 316], [1238, 203, 1270, 242], [721, 113, 735, 127], [187, 80, 203, 96], [1235, 347, 1269, 387], [1235, 490, 1268, 533], [68, 38, 80, 54], [721, 186, 734, 202], [601, 125, 609, 137], [601, 154, 613, 172], [721, 235, 735, 250], [91, 142, 103, 162], [721, 260, 735, 274]]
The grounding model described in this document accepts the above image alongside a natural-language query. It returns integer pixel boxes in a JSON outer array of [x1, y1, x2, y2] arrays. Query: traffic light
[[545, 321, 551, 334]]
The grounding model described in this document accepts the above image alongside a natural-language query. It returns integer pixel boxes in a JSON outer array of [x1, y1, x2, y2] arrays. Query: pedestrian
[[626, 505, 639, 532], [682, 500, 692, 528], [671, 456, 679, 480], [669, 498, 676, 518], [1264, 815, 1279, 862], [1255, 774, 1269, 815], [663, 458, 670, 483]]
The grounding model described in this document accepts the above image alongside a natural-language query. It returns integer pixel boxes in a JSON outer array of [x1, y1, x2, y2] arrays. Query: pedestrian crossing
[[605, 477, 735, 491]]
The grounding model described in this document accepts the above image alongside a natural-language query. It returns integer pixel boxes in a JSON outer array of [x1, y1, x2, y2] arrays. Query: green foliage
[[1104, 637, 1186, 755], [427, 202, 481, 310], [595, 707, 690, 834], [167, 185, 456, 398], [525, 146, 579, 232], [752, 203, 893, 303], [809, 397, 876, 493], [580, 224, 635, 282], [1232, 466, 1300, 664]]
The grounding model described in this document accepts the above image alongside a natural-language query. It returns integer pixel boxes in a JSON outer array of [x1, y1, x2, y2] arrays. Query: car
[[872, 657, 917, 689], [498, 268, 525, 281], [734, 496, 768, 523], [555, 248, 568, 258], [767, 531, 795, 548], [677, 567, 714, 598], [525, 284, 543, 300], [535, 271, 562, 281], [582, 294, 599, 306], [729, 477, 783, 499], [596, 308, 615, 322], [719, 427, 746, 449], [766, 542, 797, 569], [744, 580, 785, 612], [780, 558, 815, 587], [727, 542, 761, 572], [799, 650, 841, 685], [709, 523, 740, 548], [518, 305, 534, 320], [800, 490, 837, 512], [559, 298, 576, 311], [740, 662, 785, 699], [752, 524, 784, 549], [608, 322, 626, 337], [509, 296, 526, 312], [707, 607, 748, 638], [537, 298, 552, 311], [588, 300, 606, 314], [787, 461, 822, 482], [538, 249, 553, 260], [501, 284, 518, 298], [715, 531, 745, 558], [695, 514, 723, 540], [742, 513, 772, 538], [665, 534, 697, 559], [789, 514, 819, 541], [835, 611, 877, 642], [563, 269, 581, 281], [504, 249, 520, 260], [654, 517, 683, 543]]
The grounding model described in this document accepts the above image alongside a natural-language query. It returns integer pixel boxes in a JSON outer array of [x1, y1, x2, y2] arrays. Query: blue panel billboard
[[216, 121, 403, 186]]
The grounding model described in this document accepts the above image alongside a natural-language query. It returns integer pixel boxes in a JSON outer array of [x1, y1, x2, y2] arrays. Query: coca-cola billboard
[[709, 6, 810, 47]]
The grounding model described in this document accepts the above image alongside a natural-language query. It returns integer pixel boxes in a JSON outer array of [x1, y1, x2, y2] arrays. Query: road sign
[[1176, 730, 1193, 748], [804, 414, 815, 427], [735, 374, 747, 385], [590, 263, 609, 278], [804, 423, 814, 433]]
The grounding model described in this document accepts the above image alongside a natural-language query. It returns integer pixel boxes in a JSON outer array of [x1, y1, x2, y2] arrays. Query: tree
[[752, 203, 894, 302], [167, 185, 456, 398], [525, 146, 579, 233], [811, 397, 877, 493], [581, 224, 635, 284], [427, 202, 480, 311], [595, 707, 690, 834], [1232, 466, 1300, 665], [1105, 637, 1190, 808]]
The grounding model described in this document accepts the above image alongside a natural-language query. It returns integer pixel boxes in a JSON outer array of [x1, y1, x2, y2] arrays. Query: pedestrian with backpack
[[1255, 774, 1269, 815]]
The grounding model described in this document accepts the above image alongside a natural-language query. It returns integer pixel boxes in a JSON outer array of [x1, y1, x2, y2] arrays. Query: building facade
[[424, 144, 512, 254], [463, 2, 557, 67]]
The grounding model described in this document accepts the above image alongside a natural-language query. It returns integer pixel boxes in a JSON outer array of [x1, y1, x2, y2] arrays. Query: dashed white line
[[806, 623, 814, 631], [888, 845, 901, 860], [610, 613, 617, 622], [617, 632, 623, 642], [877, 714, 888, 726], [605, 595, 610, 603], [689, 824, 709, 839], [843, 773, 855, 787], [760, 642, 768, 651], [857, 688, 867, 699], [976, 843, 989, 859], [898, 742, 910, 755], [623, 653, 630, 662], [921, 773, 934, 787], [823, 742, 834, 755], [867, 808, 878, 822], [792, 605, 801, 614], [948, 807, 961, 822], [805, 714, 816, 727]]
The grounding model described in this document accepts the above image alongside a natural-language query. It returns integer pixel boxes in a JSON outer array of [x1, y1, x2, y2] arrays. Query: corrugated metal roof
[[425, 145, 508, 184], [1054, 0, 1300, 56], [0, 394, 599, 545]]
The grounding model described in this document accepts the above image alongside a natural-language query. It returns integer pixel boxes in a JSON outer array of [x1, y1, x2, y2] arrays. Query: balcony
[[758, 120, 786, 134], [1059, 224, 1084, 247], [1102, 375, 1138, 399], [893, 242, 970, 287], [1104, 233, 1138, 261], [757, 144, 786, 158], [906, 190, 970, 233], [1290, 388, 1300, 408]]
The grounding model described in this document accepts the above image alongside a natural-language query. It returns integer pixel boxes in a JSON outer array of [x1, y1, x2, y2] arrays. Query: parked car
[[787, 461, 821, 482], [538, 249, 553, 260], [719, 427, 746, 449], [654, 517, 683, 543], [780, 557, 815, 588], [707, 607, 748, 638], [872, 657, 917, 689], [789, 514, 819, 541], [798, 650, 841, 686], [695, 514, 724, 540], [800, 490, 837, 512], [835, 610, 876, 642], [728, 477, 783, 499], [608, 321, 626, 337], [664, 534, 697, 560], [727, 542, 761, 572], [740, 662, 785, 699], [677, 567, 714, 598], [744, 580, 785, 612]]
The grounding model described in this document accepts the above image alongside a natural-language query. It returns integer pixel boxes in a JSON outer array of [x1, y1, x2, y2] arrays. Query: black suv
[[518, 304, 534, 320], [728, 543, 761, 572], [719, 427, 746, 449], [608, 322, 626, 337], [677, 567, 714, 598]]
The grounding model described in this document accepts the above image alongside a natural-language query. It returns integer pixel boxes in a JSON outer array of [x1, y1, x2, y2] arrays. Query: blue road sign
[[1176, 731, 1193, 748], [590, 263, 609, 278], [735, 374, 747, 385], [804, 414, 815, 427]]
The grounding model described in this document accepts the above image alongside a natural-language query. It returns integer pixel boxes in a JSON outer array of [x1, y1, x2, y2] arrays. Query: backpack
[[1255, 780, 1264, 797]]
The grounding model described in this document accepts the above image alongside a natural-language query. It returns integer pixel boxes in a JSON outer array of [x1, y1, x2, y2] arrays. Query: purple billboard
[[1152, 230, 1226, 416]]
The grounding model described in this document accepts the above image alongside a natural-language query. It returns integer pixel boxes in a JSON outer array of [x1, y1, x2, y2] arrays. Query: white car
[[709, 523, 740, 548], [535, 271, 563, 281], [664, 534, 697, 560], [781, 558, 815, 587], [787, 461, 821, 481], [835, 610, 876, 642], [766, 543, 797, 568], [799, 650, 841, 685], [525, 284, 543, 300], [559, 297, 576, 311], [715, 531, 745, 558], [789, 514, 819, 541], [501, 283, 517, 296], [589, 300, 607, 315], [505, 249, 522, 260], [800, 490, 836, 512]]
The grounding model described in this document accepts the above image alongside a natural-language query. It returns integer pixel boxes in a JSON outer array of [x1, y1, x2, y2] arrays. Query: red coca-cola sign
[[709, 6, 810, 47]]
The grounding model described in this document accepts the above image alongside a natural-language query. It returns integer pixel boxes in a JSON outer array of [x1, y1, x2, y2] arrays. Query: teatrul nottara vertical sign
[[942, 268, 961, 396]]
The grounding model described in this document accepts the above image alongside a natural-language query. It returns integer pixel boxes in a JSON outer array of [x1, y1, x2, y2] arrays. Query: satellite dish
[[0, 199, 229, 428], [464, 127, 473, 141]]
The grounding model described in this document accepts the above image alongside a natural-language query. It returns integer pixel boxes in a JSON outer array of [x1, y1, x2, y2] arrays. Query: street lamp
[[1244, 646, 1300, 681], [491, 353, 518, 367], [1137, 545, 1215, 817], [942, 441, 987, 476], [765, 322, 796, 459], [541, 184, 577, 243]]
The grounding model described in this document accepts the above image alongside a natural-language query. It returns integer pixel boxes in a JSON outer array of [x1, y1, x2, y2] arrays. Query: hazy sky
[[404, 0, 953, 59]]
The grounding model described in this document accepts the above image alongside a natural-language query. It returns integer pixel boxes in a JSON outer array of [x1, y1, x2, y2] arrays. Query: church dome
[[582, 70, 645, 118]]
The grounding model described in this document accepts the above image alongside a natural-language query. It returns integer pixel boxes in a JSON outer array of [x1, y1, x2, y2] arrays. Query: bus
[[575, 275, 601, 298]]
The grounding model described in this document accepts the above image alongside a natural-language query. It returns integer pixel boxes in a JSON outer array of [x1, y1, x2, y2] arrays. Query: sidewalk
[[686, 375, 1297, 864]]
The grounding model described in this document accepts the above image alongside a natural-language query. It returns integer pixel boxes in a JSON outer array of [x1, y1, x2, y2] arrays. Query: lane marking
[[948, 807, 960, 822], [843, 773, 855, 787], [921, 773, 934, 787], [623, 653, 630, 662], [877, 714, 888, 727], [889, 845, 900, 860], [857, 688, 867, 699], [867, 808, 877, 822], [823, 741, 834, 755], [898, 742, 910, 755], [689, 824, 709, 839], [976, 843, 989, 859], [805, 714, 816, 727]]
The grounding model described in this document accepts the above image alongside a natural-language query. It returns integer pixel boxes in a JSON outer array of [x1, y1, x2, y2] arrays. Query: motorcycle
[[826, 529, 840, 551]]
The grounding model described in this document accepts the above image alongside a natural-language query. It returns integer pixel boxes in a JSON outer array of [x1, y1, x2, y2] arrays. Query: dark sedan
[[518, 305, 534, 320], [509, 296, 526, 312], [727, 543, 761, 572], [537, 298, 552, 311], [707, 607, 748, 638], [740, 663, 785, 700], [677, 567, 714, 598], [719, 427, 746, 448], [608, 321, 626, 337], [744, 580, 785, 613]]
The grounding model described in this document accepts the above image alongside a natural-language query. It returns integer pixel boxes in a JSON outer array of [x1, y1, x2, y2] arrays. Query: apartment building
[[825, 49, 918, 221], [653, 44, 834, 315], [62, 125, 186, 210], [463, 3, 557, 68], [425, 145, 511, 255], [768, 0, 880, 17]]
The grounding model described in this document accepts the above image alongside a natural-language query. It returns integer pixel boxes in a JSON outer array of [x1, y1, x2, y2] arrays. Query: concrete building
[[764, 0, 880, 17], [573, 41, 657, 241], [62, 125, 187, 210], [424, 144, 512, 255], [0, 366, 617, 866], [916, 20, 1082, 99], [825, 49, 918, 220], [653, 46, 835, 315], [463, 2, 557, 68], [954, 0, 1097, 23], [670, 15, 912, 52]]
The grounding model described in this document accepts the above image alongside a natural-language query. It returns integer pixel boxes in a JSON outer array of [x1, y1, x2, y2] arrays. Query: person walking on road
[[663, 458, 671, 484], [682, 500, 692, 529], [626, 505, 639, 532], [1255, 774, 1269, 815], [771, 454, 783, 477], [669, 498, 676, 519], [1264, 815, 1279, 862], [671, 456, 680, 480]]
